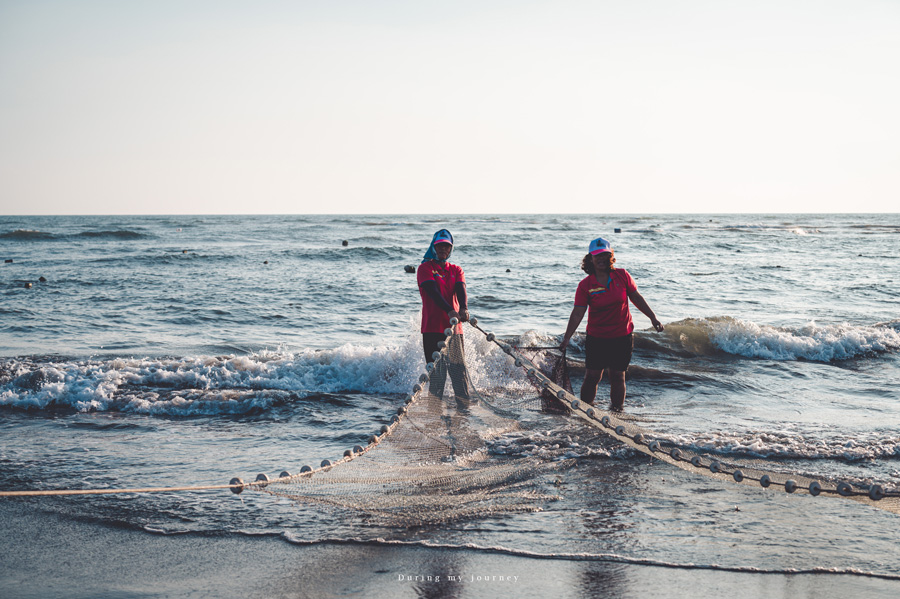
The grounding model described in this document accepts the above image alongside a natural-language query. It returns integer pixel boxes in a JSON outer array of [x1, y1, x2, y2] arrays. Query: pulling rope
[[0, 483, 242, 497], [466, 319, 900, 507], [0, 322, 447, 499], [3, 317, 898, 510]]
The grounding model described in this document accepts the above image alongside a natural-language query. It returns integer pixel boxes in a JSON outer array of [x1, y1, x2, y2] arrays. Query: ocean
[[2, 214, 899, 593]]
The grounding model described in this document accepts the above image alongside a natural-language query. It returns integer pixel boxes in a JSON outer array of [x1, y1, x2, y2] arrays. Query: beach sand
[[2, 500, 898, 598]]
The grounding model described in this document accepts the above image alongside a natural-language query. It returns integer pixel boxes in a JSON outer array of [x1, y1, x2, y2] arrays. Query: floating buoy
[[342, 240, 348, 246], [353, 446, 363, 453], [633, 433, 644, 444], [425, 362, 434, 373], [784, 480, 797, 493], [760, 475, 771, 488], [837, 482, 853, 496], [437, 340, 446, 349], [690, 456, 703, 468], [279, 471, 291, 478], [648, 440, 660, 452], [469, 317, 478, 326], [600, 415, 611, 427], [808, 481, 822, 496], [229, 477, 244, 494], [586, 408, 595, 418], [255, 473, 270, 486], [344, 449, 353, 457], [24, 282, 32, 289], [4, 259, 13, 263], [182, 250, 187, 254], [263, 260, 269, 264], [419, 373, 429, 383], [869, 485, 885, 501], [670, 448, 683, 460], [39, 276, 47, 282], [320, 459, 332, 468], [732, 470, 744, 482], [444, 327, 453, 336], [709, 461, 720, 473], [449, 317, 459, 326], [615, 425, 626, 435], [404, 265, 415, 273], [380, 425, 389, 434], [431, 351, 442, 361], [557, 390, 567, 400], [397, 406, 407, 415], [614, 228, 621, 233], [486, 332, 495, 341], [300, 465, 312, 473], [570, 399, 580, 409], [506, 268, 511, 272]]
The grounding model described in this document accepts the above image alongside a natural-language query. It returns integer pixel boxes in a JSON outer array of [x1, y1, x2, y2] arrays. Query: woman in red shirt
[[559, 237, 664, 410], [417, 229, 470, 399]]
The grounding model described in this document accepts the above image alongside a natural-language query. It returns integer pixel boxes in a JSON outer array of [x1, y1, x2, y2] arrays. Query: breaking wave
[[0, 341, 426, 415], [662, 317, 900, 362]]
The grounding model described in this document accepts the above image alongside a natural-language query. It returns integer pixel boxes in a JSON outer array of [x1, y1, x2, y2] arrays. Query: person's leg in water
[[447, 333, 472, 404], [581, 368, 626, 410], [581, 368, 604, 405], [609, 369, 626, 411], [423, 332, 447, 398]]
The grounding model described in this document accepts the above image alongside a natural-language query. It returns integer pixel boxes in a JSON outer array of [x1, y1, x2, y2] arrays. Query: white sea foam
[[654, 430, 900, 462], [666, 317, 900, 361], [488, 424, 900, 465], [0, 336, 427, 414]]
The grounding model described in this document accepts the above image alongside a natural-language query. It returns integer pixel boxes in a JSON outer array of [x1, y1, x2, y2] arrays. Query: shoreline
[[3, 500, 899, 598]]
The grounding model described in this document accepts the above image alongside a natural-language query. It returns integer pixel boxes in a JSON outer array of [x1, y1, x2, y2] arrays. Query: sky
[[1, 0, 898, 215]]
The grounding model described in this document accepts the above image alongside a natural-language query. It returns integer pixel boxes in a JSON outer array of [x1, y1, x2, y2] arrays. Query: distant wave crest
[[1, 229, 149, 241], [75, 230, 149, 239], [0, 229, 55, 240]]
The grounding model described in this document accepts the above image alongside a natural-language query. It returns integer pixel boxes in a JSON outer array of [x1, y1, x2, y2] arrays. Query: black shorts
[[423, 332, 447, 363], [584, 333, 633, 372]]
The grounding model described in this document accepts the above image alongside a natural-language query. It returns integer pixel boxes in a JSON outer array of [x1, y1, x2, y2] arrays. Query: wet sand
[[2, 500, 898, 598]]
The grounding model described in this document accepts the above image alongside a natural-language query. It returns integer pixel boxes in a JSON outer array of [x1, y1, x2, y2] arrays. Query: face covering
[[422, 229, 454, 264]]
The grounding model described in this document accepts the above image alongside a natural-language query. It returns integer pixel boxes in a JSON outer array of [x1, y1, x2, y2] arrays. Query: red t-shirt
[[574, 269, 637, 338], [417, 261, 465, 334]]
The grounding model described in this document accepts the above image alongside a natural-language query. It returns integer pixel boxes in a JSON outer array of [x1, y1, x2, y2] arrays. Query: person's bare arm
[[628, 289, 664, 332], [559, 305, 588, 351]]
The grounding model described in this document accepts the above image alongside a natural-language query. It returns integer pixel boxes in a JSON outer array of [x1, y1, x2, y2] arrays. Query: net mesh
[[253, 320, 900, 523]]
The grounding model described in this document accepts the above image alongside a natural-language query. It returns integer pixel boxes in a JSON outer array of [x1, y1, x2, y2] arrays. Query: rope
[[467, 319, 900, 505], [0, 329, 438, 499], [4, 317, 896, 508], [0, 483, 244, 497]]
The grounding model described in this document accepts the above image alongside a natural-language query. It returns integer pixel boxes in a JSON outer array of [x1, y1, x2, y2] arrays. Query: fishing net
[[250, 319, 900, 523]]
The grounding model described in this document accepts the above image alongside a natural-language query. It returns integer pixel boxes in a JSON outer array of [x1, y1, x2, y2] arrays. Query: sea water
[[1, 214, 899, 583]]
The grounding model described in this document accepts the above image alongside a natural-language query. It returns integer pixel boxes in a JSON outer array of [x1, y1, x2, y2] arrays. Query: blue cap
[[589, 237, 612, 255]]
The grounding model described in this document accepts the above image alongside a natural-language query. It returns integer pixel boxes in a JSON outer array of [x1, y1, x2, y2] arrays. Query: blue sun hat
[[589, 237, 612, 255], [422, 229, 454, 263]]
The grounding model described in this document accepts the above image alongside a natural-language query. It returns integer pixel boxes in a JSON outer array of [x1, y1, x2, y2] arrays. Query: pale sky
[[1, 0, 898, 215]]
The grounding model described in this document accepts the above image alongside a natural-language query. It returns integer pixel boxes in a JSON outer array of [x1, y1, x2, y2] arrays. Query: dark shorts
[[585, 333, 634, 372], [423, 332, 447, 363]]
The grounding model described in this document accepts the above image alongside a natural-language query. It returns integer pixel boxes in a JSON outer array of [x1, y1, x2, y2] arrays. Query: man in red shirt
[[559, 236, 664, 409], [417, 229, 470, 399]]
